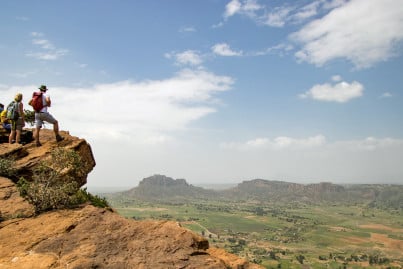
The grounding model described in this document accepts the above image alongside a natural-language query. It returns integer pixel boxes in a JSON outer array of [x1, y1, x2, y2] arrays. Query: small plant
[[23, 109, 35, 126], [75, 188, 110, 209], [17, 148, 110, 214], [0, 157, 17, 178], [17, 148, 87, 213]]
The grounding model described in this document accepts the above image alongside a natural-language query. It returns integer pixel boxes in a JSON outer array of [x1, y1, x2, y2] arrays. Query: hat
[[38, 85, 48, 91]]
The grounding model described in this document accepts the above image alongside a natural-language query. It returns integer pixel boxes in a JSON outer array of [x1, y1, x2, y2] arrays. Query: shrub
[[23, 109, 35, 126], [0, 157, 17, 178], [17, 148, 109, 213], [74, 188, 110, 209]]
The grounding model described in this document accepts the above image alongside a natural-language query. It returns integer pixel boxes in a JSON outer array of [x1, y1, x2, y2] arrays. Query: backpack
[[30, 92, 44, 112], [6, 101, 19, 121]]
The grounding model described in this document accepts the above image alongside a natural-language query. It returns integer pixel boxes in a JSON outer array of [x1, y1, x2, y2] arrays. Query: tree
[[296, 254, 305, 264]]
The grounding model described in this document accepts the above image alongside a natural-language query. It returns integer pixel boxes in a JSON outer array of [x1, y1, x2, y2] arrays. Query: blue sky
[[1, 0, 403, 188]]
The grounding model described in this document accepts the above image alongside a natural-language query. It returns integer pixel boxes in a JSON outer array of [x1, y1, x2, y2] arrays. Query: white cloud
[[26, 32, 68, 61], [224, 0, 242, 18], [224, 0, 262, 19], [291, 0, 403, 68], [221, 135, 326, 150], [300, 80, 364, 103], [216, 135, 403, 185], [27, 69, 233, 144], [167, 50, 203, 66], [293, 1, 321, 21], [179, 26, 196, 33], [331, 75, 342, 82], [265, 6, 294, 27], [380, 92, 392, 98], [26, 50, 68, 61], [212, 43, 243, 56], [30, 32, 43, 37], [253, 43, 294, 56], [333, 137, 403, 151], [32, 39, 55, 50], [221, 135, 403, 152]]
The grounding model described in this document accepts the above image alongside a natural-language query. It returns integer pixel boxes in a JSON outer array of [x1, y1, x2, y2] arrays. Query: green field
[[109, 199, 403, 269]]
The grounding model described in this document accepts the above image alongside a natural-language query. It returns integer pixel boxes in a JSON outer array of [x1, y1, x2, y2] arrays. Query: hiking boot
[[36, 142, 42, 147], [56, 134, 64, 142]]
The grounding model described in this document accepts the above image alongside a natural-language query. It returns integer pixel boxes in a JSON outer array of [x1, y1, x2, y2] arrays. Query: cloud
[[217, 135, 403, 184], [265, 6, 294, 27], [224, 0, 262, 19], [28, 69, 233, 144], [166, 50, 203, 66], [253, 43, 294, 56], [26, 32, 68, 61], [224, 0, 242, 18], [380, 92, 392, 98], [291, 0, 403, 68], [292, 1, 321, 22], [221, 135, 403, 152], [212, 43, 243, 56], [221, 135, 326, 150], [333, 137, 403, 151], [224, 0, 335, 27], [179, 26, 196, 33], [300, 78, 364, 103], [331, 75, 342, 82]]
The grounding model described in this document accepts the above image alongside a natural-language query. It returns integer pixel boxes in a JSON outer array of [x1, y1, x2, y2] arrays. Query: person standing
[[31, 85, 64, 147], [8, 93, 25, 144]]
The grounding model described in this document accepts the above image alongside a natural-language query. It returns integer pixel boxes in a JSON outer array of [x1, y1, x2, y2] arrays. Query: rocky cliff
[[0, 129, 262, 269]]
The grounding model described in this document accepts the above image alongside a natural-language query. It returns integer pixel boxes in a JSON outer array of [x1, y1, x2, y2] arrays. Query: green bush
[[75, 188, 110, 209], [0, 157, 17, 178], [17, 148, 109, 214], [23, 109, 35, 126]]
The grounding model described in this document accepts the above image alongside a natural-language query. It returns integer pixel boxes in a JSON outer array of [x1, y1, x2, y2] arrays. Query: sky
[[1, 0, 403, 189]]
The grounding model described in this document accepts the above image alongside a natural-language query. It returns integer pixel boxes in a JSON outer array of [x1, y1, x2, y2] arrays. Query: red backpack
[[30, 92, 44, 112]]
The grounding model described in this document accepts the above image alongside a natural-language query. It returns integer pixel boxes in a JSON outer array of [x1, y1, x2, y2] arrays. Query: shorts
[[11, 118, 24, 131], [35, 112, 57, 128]]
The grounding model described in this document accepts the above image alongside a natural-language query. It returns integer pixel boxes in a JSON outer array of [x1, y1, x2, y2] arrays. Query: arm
[[19, 102, 25, 122], [45, 96, 51, 107]]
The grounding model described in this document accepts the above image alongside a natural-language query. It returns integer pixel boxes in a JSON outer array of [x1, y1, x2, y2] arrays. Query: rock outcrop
[[0, 129, 262, 269]]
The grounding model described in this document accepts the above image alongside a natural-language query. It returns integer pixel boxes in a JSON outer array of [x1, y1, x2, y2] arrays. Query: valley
[[105, 175, 403, 269]]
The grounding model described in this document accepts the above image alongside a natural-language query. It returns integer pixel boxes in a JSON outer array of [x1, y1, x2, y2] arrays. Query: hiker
[[8, 93, 25, 144], [30, 85, 64, 147], [0, 103, 11, 132]]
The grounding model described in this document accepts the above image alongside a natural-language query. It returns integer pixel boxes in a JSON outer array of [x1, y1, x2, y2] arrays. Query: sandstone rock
[[0, 129, 95, 186], [0, 130, 262, 269]]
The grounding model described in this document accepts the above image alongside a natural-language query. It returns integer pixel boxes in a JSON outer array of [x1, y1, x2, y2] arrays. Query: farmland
[[109, 199, 403, 268]]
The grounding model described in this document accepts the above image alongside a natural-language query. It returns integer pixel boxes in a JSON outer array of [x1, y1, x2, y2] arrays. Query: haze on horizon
[[1, 0, 402, 188]]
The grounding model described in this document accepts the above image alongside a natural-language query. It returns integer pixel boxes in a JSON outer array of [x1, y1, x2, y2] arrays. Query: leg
[[34, 127, 41, 146], [34, 113, 42, 146], [53, 120, 59, 135], [16, 130, 21, 143], [54, 120, 64, 142], [9, 130, 15, 144]]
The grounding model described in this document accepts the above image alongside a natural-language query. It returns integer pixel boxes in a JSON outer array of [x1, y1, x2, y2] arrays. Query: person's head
[[14, 93, 23, 102], [38, 85, 48, 92], [0, 103, 3, 109]]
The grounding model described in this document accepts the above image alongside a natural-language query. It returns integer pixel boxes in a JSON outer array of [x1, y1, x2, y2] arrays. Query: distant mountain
[[221, 179, 347, 203], [109, 175, 403, 209], [120, 174, 217, 203]]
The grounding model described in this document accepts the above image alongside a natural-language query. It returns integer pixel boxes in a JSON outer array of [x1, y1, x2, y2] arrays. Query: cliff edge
[[0, 129, 261, 269]]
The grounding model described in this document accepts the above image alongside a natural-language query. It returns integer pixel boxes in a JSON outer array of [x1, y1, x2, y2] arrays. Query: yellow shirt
[[0, 110, 10, 123]]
